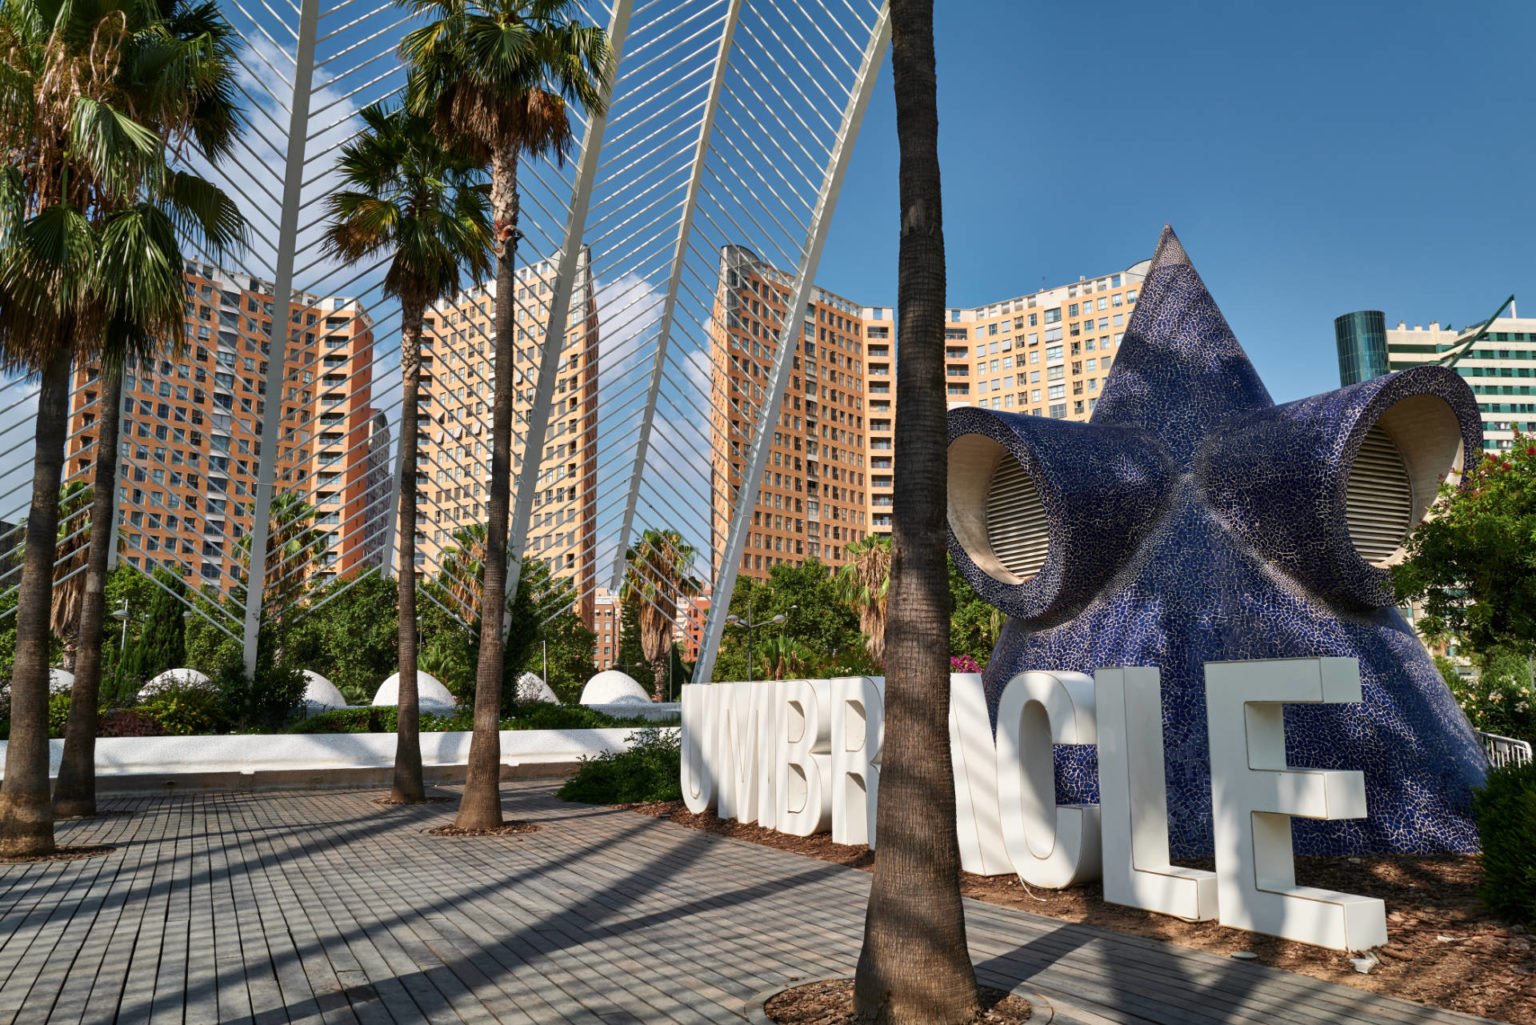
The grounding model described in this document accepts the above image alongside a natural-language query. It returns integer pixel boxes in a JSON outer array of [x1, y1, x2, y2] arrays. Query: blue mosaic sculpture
[[947, 226, 1488, 856]]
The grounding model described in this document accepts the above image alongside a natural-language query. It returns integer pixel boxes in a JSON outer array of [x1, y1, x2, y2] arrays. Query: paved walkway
[[0, 783, 1492, 1025]]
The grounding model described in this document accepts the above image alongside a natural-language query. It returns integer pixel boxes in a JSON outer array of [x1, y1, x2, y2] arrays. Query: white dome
[[138, 668, 211, 700], [373, 671, 457, 713], [48, 668, 75, 695], [515, 672, 559, 705], [301, 671, 346, 713], [580, 670, 649, 706]]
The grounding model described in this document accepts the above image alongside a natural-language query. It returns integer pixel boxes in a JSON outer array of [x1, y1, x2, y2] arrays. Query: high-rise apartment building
[[710, 246, 1149, 580], [66, 259, 390, 592], [1335, 305, 1535, 452], [418, 250, 600, 625]]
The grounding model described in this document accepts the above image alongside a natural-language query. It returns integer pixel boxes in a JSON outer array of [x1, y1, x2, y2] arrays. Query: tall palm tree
[[48, 481, 92, 671], [622, 528, 696, 702], [399, 0, 609, 830], [242, 492, 330, 622], [322, 102, 490, 804], [836, 534, 891, 665], [0, 0, 245, 852], [852, 1, 980, 1021]]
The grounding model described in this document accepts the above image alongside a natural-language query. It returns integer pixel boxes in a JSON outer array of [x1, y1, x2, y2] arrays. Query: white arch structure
[[0, 0, 892, 680]]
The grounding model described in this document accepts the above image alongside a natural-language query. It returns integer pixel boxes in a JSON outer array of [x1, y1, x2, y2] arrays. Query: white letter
[[1205, 657, 1387, 952], [680, 683, 719, 815], [1096, 667, 1217, 920], [777, 680, 832, 835], [830, 676, 882, 846], [718, 680, 767, 823], [949, 672, 1012, 876], [753, 681, 780, 831], [996, 671, 1101, 888]]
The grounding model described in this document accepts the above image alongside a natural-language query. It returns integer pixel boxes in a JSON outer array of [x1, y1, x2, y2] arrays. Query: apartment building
[[418, 249, 600, 625], [1336, 305, 1536, 452], [711, 246, 881, 582], [66, 260, 390, 593], [709, 246, 1149, 580]]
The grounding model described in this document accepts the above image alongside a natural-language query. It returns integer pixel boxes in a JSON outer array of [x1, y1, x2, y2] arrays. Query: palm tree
[[322, 101, 491, 804], [757, 633, 812, 682], [852, 1, 980, 1021], [836, 534, 891, 665], [1, 0, 245, 852], [48, 481, 92, 671], [236, 493, 329, 625], [622, 528, 697, 702], [399, 0, 609, 830]]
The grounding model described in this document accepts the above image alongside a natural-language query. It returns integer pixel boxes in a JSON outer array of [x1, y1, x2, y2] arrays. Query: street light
[[111, 602, 132, 654], [726, 596, 787, 683]]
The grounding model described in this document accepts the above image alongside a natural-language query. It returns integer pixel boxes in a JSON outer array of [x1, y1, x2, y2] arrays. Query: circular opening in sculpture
[[948, 434, 1048, 585], [1345, 394, 1463, 567]]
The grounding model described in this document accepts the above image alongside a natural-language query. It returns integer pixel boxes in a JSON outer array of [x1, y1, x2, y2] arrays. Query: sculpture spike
[[1091, 225, 1272, 463]]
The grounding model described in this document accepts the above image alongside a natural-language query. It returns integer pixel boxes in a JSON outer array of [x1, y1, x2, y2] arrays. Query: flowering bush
[[950, 654, 982, 674]]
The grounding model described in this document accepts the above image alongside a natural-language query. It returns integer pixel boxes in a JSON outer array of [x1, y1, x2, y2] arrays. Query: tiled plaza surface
[[0, 783, 1494, 1025]]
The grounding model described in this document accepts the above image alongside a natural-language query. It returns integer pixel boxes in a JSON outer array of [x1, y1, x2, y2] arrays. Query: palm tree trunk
[[852, 1, 979, 1021], [0, 348, 72, 857], [392, 304, 426, 804], [456, 143, 520, 830], [54, 362, 124, 818], [650, 651, 667, 703]]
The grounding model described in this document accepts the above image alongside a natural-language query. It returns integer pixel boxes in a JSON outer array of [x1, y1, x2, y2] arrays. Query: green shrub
[[143, 685, 227, 736], [557, 728, 682, 805], [1474, 760, 1536, 926], [47, 692, 71, 738], [212, 646, 305, 732], [289, 706, 396, 734]]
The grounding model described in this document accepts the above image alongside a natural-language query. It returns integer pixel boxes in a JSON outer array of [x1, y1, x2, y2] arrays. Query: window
[[1044, 308, 1061, 324]]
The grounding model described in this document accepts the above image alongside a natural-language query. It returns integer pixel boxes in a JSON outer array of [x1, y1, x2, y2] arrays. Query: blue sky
[[819, 1, 1536, 402]]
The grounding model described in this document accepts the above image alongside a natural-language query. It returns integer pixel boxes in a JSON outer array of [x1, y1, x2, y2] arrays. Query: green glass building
[[1335, 310, 1390, 385]]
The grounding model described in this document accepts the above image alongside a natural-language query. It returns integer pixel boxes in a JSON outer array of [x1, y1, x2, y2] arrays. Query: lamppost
[[726, 597, 786, 683]]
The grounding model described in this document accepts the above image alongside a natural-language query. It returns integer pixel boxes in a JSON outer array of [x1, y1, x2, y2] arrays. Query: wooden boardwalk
[[0, 783, 1494, 1025]]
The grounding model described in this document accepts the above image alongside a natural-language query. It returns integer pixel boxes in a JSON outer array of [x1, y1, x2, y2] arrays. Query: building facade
[[709, 247, 1149, 581], [418, 250, 600, 626], [1334, 305, 1534, 452], [66, 259, 389, 594]]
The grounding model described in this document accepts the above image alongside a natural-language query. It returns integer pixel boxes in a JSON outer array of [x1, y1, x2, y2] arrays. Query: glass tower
[[1335, 310, 1389, 385]]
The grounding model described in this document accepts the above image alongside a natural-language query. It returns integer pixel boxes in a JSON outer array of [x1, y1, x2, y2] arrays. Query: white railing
[[1477, 730, 1534, 769]]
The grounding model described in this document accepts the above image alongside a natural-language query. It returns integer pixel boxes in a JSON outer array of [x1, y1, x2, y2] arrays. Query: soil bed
[[371, 795, 455, 808], [426, 822, 540, 837], [624, 802, 1535, 1025], [0, 844, 116, 864], [765, 979, 1030, 1024]]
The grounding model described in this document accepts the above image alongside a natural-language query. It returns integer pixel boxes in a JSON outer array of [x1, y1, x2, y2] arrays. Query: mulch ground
[[425, 822, 540, 837], [0, 844, 116, 864], [624, 802, 1536, 1025], [765, 979, 1030, 1024], [371, 795, 456, 807]]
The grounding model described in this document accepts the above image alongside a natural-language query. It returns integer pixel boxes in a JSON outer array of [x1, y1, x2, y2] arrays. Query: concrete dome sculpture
[[137, 668, 212, 700], [301, 671, 346, 713], [515, 672, 559, 705], [373, 671, 457, 713], [580, 670, 649, 705], [948, 225, 1487, 858], [48, 668, 75, 696]]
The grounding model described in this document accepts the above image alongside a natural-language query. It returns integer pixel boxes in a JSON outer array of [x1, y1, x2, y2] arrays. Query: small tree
[[120, 573, 188, 689], [1394, 436, 1536, 657]]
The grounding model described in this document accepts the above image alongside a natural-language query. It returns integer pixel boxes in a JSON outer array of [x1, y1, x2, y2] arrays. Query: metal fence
[[1477, 730, 1534, 770], [0, 0, 892, 681]]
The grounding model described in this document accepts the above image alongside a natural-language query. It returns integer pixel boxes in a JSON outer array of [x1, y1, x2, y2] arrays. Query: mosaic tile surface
[[950, 226, 1488, 857]]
